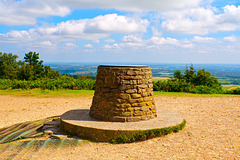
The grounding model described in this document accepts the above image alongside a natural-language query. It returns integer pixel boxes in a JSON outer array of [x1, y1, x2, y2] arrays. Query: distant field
[[152, 77, 170, 82], [222, 85, 240, 90]]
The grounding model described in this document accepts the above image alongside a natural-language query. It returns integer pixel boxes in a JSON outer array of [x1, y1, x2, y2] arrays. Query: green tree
[[43, 65, 61, 79], [173, 69, 183, 82], [184, 64, 196, 83], [0, 52, 19, 79], [24, 51, 44, 80], [24, 52, 43, 66], [195, 69, 221, 89]]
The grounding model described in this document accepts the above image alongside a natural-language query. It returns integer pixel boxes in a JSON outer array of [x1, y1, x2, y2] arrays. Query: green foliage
[[0, 51, 61, 81], [173, 69, 183, 82], [153, 64, 223, 94], [0, 79, 95, 90], [184, 64, 196, 83], [190, 85, 222, 94], [224, 88, 240, 95], [0, 51, 96, 91], [0, 52, 19, 79], [153, 80, 192, 92], [109, 119, 186, 144]]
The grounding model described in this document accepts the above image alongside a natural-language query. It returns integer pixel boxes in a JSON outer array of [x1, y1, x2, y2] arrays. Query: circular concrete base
[[60, 109, 184, 142]]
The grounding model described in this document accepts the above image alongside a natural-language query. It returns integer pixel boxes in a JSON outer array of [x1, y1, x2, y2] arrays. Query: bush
[[0, 79, 96, 90], [190, 85, 222, 94], [153, 80, 191, 92], [225, 88, 240, 95]]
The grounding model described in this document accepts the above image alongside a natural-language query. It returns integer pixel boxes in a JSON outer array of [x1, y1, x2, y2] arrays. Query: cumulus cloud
[[192, 36, 216, 43], [65, 42, 78, 48], [84, 44, 93, 48], [151, 36, 179, 45], [223, 35, 237, 42], [103, 44, 120, 49], [0, 14, 149, 42], [84, 14, 149, 33], [0, 0, 201, 25], [122, 35, 143, 42], [40, 41, 53, 46], [162, 5, 240, 35], [0, 0, 70, 25]]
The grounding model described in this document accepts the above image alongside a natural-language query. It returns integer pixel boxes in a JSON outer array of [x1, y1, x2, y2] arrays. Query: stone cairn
[[89, 65, 157, 122]]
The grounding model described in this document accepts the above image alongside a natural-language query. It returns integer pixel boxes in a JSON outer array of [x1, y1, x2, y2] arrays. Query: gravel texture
[[0, 95, 239, 159]]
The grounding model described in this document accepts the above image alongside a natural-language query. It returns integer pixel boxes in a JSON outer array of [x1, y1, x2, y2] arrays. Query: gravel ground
[[0, 95, 239, 159]]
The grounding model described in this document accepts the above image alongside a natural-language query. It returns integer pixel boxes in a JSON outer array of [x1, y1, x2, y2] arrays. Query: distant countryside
[[0, 52, 240, 94], [48, 62, 240, 85]]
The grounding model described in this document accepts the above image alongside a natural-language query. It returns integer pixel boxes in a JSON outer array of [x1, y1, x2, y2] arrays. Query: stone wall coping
[[99, 65, 149, 68]]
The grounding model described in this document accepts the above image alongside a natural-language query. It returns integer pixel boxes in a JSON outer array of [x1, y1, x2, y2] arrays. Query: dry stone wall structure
[[89, 65, 157, 122]]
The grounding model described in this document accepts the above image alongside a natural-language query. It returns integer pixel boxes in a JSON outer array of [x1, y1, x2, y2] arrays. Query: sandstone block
[[137, 102, 146, 107], [138, 84, 148, 89], [122, 80, 131, 85], [131, 103, 139, 107], [127, 70, 137, 76], [127, 117, 142, 122], [140, 106, 149, 111], [119, 94, 131, 100], [122, 111, 132, 117], [143, 97, 151, 102], [125, 89, 137, 94], [131, 94, 141, 99], [134, 111, 143, 116], [112, 116, 126, 122], [124, 76, 135, 80], [121, 103, 131, 109], [146, 88, 153, 92], [129, 98, 143, 103], [141, 92, 148, 97]]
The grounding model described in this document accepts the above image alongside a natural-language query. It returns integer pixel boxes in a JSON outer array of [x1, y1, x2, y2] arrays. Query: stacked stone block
[[89, 65, 157, 122]]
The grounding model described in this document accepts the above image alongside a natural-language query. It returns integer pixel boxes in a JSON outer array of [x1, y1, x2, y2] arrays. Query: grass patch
[[222, 85, 240, 90], [0, 89, 94, 98], [1, 89, 239, 98], [109, 119, 186, 144], [152, 77, 170, 82], [153, 91, 240, 97]]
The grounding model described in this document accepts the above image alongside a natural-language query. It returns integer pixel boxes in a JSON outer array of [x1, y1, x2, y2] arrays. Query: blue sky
[[0, 0, 240, 63]]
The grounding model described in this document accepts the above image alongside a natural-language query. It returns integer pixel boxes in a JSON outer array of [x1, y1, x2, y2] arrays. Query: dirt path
[[0, 95, 239, 159]]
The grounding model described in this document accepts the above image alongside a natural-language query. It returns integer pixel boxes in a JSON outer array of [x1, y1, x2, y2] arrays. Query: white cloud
[[84, 44, 93, 48], [103, 43, 120, 49], [41, 41, 53, 46], [84, 14, 149, 33], [65, 43, 78, 48], [0, 0, 201, 25], [0, 14, 148, 42], [162, 5, 240, 35], [122, 35, 143, 43], [223, 35, 237, 42], [192, 36, 216, 43], [47, 0, 201, 12], [151, 36, 179, 45], [0, 0, 70, 25], [105, 39, 115, 43], [120, 42, 145, 47]]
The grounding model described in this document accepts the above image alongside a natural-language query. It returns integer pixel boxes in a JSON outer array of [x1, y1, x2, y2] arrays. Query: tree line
[[0, 52, 239, 94], [153, 64, 240, 94], [0, 52, 61, 80], [0, 52, 95, 90]]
